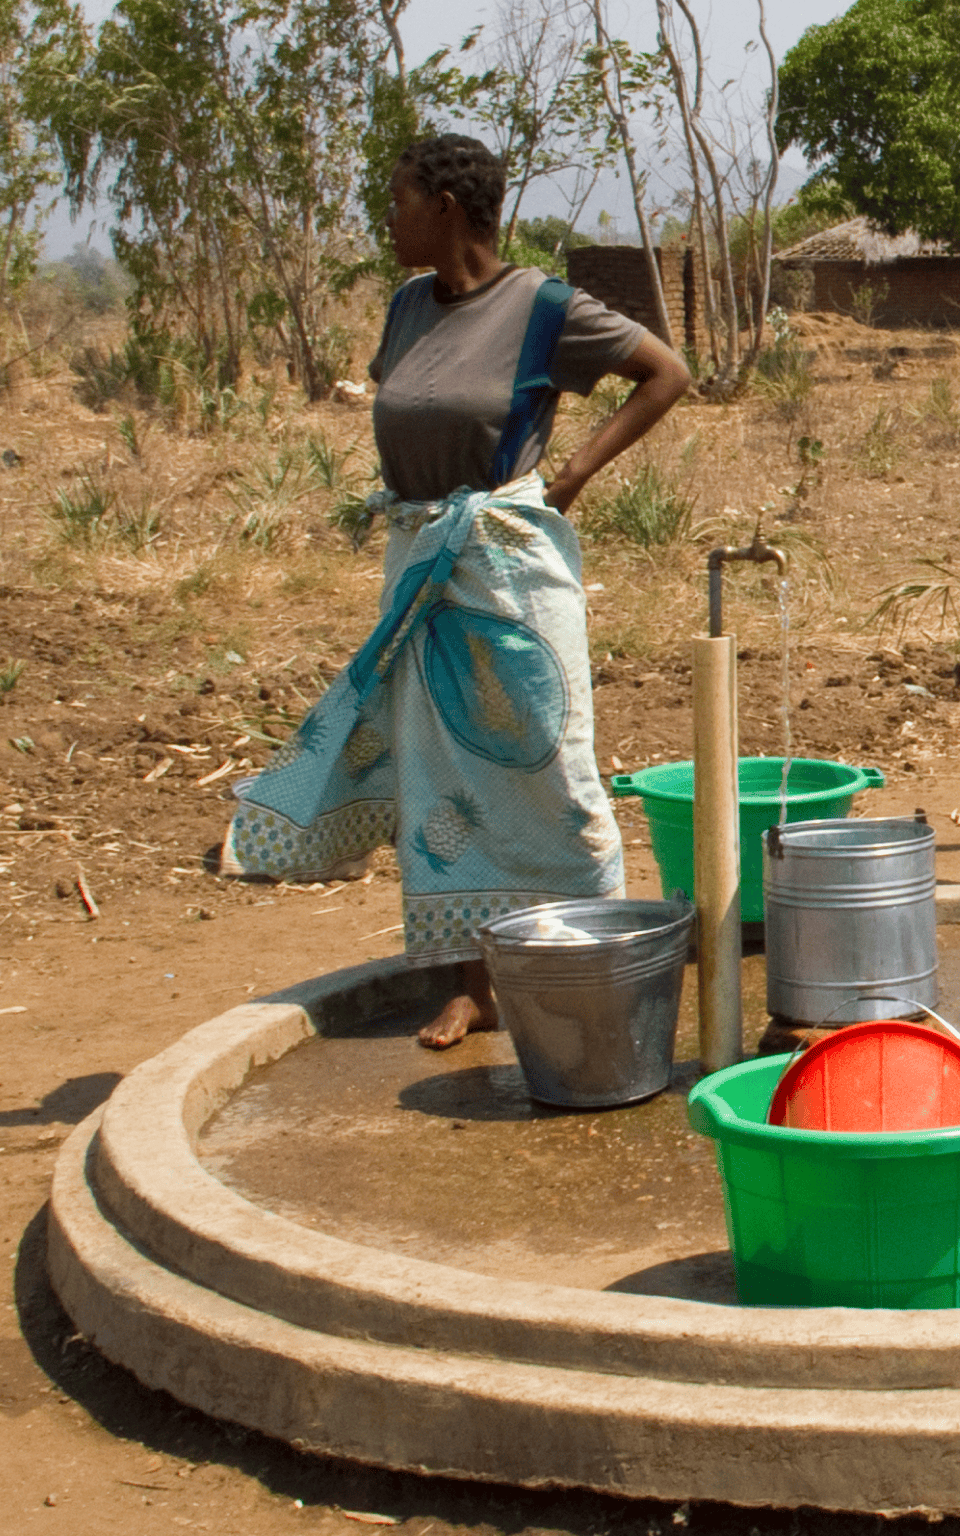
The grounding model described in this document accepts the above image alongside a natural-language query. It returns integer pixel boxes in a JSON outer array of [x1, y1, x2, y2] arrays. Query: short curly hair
[[397, 135, 506, 237]]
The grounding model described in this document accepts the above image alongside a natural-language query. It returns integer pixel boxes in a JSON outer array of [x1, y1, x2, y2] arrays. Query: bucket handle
[[820, 994, 960, 1044], [766, 996, 960, 1124], [776, 996, 960, 1081]]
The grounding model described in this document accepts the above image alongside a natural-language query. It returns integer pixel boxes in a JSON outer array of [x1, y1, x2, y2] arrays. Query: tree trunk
[[738, 0, 779, 374], [590, 0, 675, 350]]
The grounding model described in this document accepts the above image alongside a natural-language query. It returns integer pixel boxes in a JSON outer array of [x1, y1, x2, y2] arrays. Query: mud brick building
[[567, 243, 703, 353], [773, 216, 960, 328]]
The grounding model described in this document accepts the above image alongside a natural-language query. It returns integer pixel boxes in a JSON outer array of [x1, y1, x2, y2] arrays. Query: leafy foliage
[[454, 1, 619, 254], [56, 0, 378, 398], [0, 0, 87, 304], [358, 39, 488, 286], [871, 558, 960, 639], [50, 243, 128, 313], [850, 277, 890, 328], [778, 0, 960, 245], [500, 214, 592, 275], [46, 468, 161, 552], [47, 469, 117, 545], [722, 199, 846, 263], [514, 216, 591, 256]]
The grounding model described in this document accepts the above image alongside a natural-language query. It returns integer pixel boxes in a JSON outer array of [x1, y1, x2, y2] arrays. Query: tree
[[502, 216, 591, 278], [57, 0, 381, 397], [777, 0, 960, 246], [54, 242, 127, 312], [586, 0, 780, 386], [360, 1, 619, 278], [477, 0, 616, 251], [514, 215, 591, 254], [421, 0, 617, 255], [0, 0, 87, 307], [225, 0, 378, 399], [359, 16, 493, 285], [584, 2, 674, 345], [654, 0, 779, 382]]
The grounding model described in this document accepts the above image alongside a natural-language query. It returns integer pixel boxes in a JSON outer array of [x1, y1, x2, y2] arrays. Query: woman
[[221, 134, 690, 1049]]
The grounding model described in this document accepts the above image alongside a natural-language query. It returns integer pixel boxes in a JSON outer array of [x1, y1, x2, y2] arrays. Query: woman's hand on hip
[[543, 468, 588, 516], [545, 333, 691, 514]]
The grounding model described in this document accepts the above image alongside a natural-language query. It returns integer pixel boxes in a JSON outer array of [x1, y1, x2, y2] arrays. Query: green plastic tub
[[688, 1054, 960, 1308], [611, 757, 884, 922]]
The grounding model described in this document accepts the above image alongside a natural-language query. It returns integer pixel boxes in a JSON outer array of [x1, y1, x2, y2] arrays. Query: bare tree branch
[[658, 0, 741, 376], [378, 0, 408, 90], [654, 0, 778, 393], [749, 0, 779, 356], [589, 0, 675, 348]]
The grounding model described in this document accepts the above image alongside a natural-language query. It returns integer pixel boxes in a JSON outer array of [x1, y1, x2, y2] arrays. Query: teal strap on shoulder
[[491, 276, 573, 488], [382, 273, 433, 340]]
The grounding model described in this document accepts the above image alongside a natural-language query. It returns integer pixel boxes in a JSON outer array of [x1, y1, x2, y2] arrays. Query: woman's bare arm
[[543, 332, 691, 515]]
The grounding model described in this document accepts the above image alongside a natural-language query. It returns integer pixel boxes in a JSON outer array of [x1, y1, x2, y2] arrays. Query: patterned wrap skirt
[[220, 472, 625, 966]]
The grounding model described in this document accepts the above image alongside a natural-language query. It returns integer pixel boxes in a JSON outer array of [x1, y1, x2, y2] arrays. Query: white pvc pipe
[[692, 635, 743, 1073]]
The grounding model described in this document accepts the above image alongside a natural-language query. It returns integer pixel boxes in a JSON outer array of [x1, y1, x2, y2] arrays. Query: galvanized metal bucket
[[763, 816, 938, 1026], [475, 896, 695, 1108]]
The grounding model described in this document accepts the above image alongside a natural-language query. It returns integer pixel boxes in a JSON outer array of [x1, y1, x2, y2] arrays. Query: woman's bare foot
[[418, 960, 499, 1049]]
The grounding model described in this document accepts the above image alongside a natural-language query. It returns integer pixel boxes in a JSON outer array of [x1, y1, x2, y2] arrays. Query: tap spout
[[707, 528, 787, 638]]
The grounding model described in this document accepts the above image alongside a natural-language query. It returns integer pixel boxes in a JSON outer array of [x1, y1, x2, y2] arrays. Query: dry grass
[[0, 285, 958, 680]]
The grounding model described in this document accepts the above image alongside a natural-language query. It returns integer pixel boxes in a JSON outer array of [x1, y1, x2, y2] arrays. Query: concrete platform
[[46, 936, 960, 1515]]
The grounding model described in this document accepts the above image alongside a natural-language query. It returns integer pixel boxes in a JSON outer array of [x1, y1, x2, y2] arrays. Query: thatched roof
[[774, 215, 946, 264]]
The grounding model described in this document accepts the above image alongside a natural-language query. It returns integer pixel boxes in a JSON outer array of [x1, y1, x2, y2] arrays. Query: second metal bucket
[[476, 897, 695, 1108], [763, 815, 938, 1025]]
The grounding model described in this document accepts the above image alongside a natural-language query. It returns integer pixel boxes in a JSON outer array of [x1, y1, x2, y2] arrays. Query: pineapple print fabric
[[221, 472, 624, 965]]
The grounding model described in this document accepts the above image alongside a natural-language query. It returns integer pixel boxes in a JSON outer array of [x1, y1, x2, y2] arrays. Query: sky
[[47, 0, 850, 258]]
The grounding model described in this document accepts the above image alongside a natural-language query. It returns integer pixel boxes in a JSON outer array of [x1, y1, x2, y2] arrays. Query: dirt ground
[[6, 303, 960, 1532]]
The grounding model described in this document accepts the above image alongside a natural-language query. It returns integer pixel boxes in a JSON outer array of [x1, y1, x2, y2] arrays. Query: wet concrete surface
[[198, 929, 960, 1308]]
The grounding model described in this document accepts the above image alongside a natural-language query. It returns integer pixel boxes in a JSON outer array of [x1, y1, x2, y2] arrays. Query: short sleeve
[[550, 289, 647, 397]]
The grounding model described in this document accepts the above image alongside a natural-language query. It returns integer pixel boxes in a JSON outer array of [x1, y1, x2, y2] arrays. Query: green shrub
[[580, 465, 696, 547], [306, 433, 357, 490], [857, 407, 902, 479], [46, 469, 161, 552], [328, 490, 372, 549], [0, 657, 25, 692], [313, 323, 353, 393], [850, 278, 889, 328], [753, 310, 815, 417], [47, 472, 117, 545]]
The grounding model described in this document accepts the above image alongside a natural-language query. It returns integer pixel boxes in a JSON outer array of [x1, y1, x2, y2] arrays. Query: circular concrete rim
[[48, 1107, 960, 1514], [58, 956, 960, 1392]]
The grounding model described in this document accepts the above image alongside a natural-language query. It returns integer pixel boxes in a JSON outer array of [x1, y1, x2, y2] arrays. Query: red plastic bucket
[[767, 1019, 960, 1132]]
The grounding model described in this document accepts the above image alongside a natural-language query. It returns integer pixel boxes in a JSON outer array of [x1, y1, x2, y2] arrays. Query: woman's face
[[385, 164, 445, 268]]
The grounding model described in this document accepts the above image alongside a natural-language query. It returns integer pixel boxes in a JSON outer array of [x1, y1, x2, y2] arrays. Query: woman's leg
[[418, 959, 499, 1049]]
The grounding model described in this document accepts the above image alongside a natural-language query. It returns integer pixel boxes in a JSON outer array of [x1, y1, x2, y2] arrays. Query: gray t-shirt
[[369, 266, 646, 501]]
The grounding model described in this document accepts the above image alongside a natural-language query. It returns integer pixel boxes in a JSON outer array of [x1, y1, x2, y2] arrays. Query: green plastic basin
[[611, 757, 884, 921], [688, 1054, 960, 1308]]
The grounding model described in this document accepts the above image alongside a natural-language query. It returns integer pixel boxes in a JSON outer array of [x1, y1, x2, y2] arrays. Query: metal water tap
[[707, 527, 788, 637]]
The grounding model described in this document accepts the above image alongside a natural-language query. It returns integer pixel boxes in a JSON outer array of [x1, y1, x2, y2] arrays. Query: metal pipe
[[708, 530, 787, 637]]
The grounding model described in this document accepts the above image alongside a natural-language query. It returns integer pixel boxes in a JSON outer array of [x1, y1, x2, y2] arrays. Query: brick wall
[[779, 256, 960, 328], [570, 244, 960, 340], [567, 245, 701, 352]]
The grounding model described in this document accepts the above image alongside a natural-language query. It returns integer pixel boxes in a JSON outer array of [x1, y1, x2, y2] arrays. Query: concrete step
[[47, 955, 960, 1513]]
